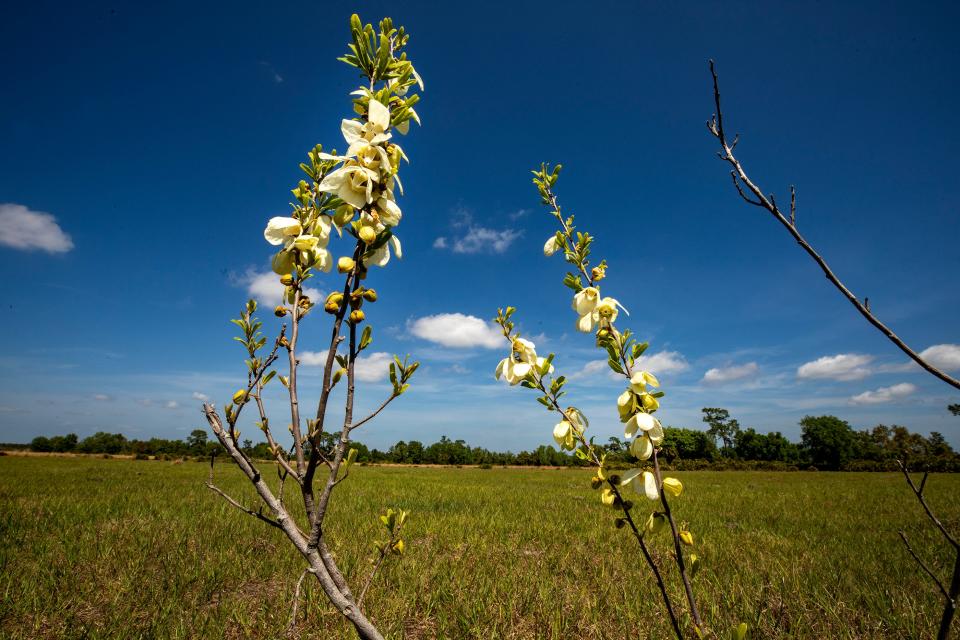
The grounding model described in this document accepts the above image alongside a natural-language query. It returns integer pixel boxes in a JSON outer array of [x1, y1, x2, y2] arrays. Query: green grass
[[1, 456, 957, 639]]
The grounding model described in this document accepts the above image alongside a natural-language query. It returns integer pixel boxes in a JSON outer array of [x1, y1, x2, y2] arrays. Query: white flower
[[347, 139, 393, 174], [594, 296, 623, 328], [264, 217, 303, 247], [630, 370, 660, 393], [364, 235, 402, 268], [318, 164, 379, 210], [630, 433, 654, 460], [376, 194, 402, 227], [624, 412, 663, 442], [553, 420, 576, 450], [619, 469, 660, 501], [543, 236, 559, 257], [553, 408, 586, 449], [573, 287, 600, 316], [341, 99, 391, 146], [495, 338, 539, 385]]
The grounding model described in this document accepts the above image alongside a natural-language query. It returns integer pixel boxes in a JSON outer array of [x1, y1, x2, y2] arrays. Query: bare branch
[[349, 391, 400, 432], [898, 460, 960, 550], [207, 454, 283, 531], [286, 568, 314, 635], [900, 531, 952, 602], [707, 60, 960, 392]]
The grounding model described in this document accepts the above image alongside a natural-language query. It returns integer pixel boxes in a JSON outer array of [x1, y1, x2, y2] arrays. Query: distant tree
[[29, 436, 52, 452], [77, 432, 127, 455], [950, 404, 960, 416], [186, 429, 208, 454], [662, 427, 718, 462], [800, 416, 854, 470], [701, 408, 741, 455]]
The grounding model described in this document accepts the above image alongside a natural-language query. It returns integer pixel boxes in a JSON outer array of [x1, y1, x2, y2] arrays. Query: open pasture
[[1, 456, 957, 639]]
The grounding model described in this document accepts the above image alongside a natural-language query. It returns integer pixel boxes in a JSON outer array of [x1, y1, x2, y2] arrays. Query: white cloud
[[919, 344, 960, 372], [192, 392, 210, 402], [407, 313, 503, 349], [93, 394, 112, 401], [702, 362, 759, 385], [447, 226, 521, 254], [299, 350, 392, 382], [164, 400, 180, 409], [849, 382, 916, 405], [241, 269, 321, 306], [636, 350, 689, 375], [797, 353, 872, 381], [0, 204, 74, 253], [433, 237, 448, 249], [569, 350, 689, 383]]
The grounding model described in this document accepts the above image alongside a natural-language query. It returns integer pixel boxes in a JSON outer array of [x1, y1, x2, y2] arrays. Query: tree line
[[18, 407, 959, 471]]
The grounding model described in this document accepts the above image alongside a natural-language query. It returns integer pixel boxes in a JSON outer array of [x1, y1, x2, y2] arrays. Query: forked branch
[[706, 60, 960, 392]]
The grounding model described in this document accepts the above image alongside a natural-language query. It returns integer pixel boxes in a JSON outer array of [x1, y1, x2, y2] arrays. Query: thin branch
[[357, 518, 407, 609], [898, 461, 960, 550], [207, 454, 283, 530], [899, 530, 952, 602], [706, 59, 960, 392], [349, 392, 400, 431], [286, 568, 314, 634]]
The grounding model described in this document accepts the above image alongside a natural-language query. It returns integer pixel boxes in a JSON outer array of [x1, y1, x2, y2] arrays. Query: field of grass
[[1, 456, 957, 639]]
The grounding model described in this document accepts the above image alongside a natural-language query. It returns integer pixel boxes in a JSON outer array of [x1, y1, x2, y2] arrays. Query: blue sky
[[1, 0, 958, 450]]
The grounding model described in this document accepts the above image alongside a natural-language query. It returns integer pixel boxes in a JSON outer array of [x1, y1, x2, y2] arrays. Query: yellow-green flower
[[662, 477, 683, 497], [629, 370, 660, 393]]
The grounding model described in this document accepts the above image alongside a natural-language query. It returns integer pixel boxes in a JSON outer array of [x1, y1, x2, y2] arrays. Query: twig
[[207, 454, 283, 530], [357, 518, 407, 609], [899, 531, 951, 602], [898, 461, 960, 550], [286, 568, 313, 634], [706, 60, 960, 392]]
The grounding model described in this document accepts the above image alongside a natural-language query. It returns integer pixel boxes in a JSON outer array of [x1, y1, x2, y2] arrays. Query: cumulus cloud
[[850, 382, 916, 405], [240, 269, 322, 306], [702, 362, 759, 385], [433, 209, 521, 254], [797, 353, 872, 381], [570, 350, 689, 383], [192, 392, 210, 402], [407, 313, 503, 349], [919, 344, 960, 372], [0, 204, 74, 253], [434, 226, 521, 254], [164, 400, 180, 409], [299, 350, 392, 382], [636, 350, 689, 375]]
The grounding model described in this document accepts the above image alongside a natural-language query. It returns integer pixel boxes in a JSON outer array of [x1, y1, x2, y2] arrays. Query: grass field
[[1, 456, 957, 639]]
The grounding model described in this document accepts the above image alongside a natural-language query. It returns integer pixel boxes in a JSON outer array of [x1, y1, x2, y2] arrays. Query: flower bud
[[349, 309, 365, 324], [362, 288, 378, 302], [278, 336, 290, 348], [274, 306, 288, 317], [614, 518, 626, 529], [279, 274, 294, 286], [600, 488, 616, 507], [338, 257, 356, 273], [641, 393, 659, 412], [662, 477, 683, 497], [334, 205, 355, 228], [591, 266, 606, 281], [391, 539, 405, 555], [590, 476, 603, 490], [298, 296, 311, 308], [679, 530, 694, 546], [232, 389, 248, 405], [324, 301, 340, 314], [358, 225, 377, 244]]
